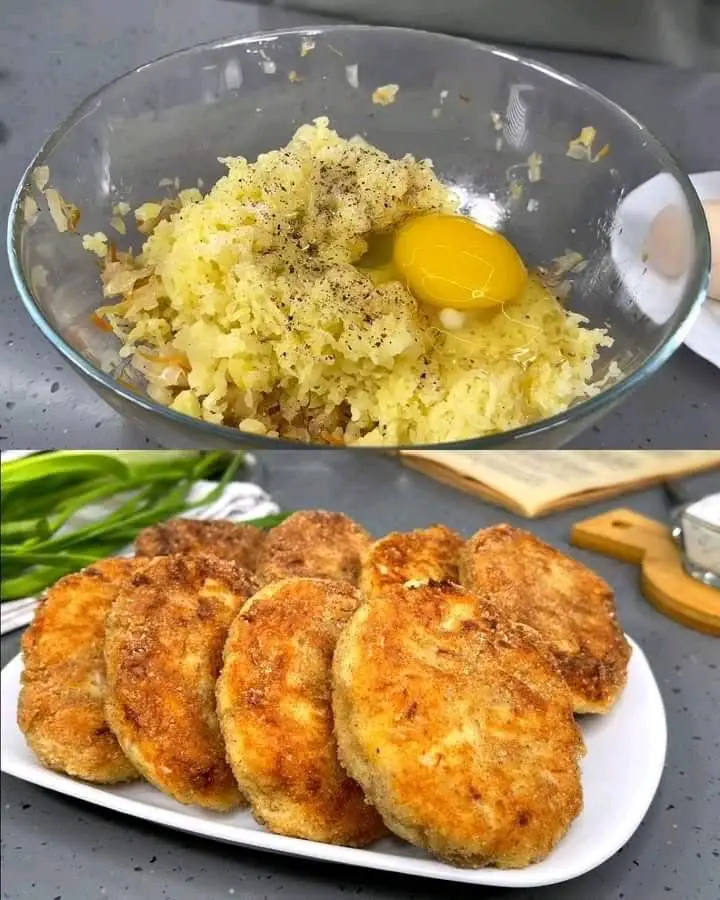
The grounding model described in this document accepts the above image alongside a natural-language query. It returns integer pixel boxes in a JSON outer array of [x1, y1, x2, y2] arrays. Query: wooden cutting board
[[571, 508, 720, 636]]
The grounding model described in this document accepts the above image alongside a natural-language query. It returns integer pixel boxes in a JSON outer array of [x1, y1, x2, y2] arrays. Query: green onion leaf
[[0, 450, 257, 602]]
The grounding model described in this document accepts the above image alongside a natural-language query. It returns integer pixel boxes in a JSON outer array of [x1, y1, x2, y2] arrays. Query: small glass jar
[[671, 494, 720, 588]]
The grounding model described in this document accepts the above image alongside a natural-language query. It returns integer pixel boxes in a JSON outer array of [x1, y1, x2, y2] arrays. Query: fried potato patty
[[361, 525, 464, 598], [256, 511, 372, 586], [18, 558, 141, 783], [217, 578, 386, 846], [104, 555, 257, 810], [460, 524, 631, 713], [135, 518, 265, 570], [332, 582, 584, 868]]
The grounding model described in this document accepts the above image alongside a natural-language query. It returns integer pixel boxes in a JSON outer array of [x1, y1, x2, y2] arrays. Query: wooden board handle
[[571, 508, 669, 563], [571, 508, 720, 636]]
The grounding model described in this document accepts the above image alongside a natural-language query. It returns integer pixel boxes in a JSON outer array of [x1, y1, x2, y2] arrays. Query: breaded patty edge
[[103, 674, 245, 812], [18, 561, 141, 785], [215, 597, 265, 817], [102, 557, 251, 812], [331, 600, 584, 868], [218, 579, 384, 845], [559, 654, 631, 715], [17, 692, 139, 785], [458, 533, 632, 715], [330, 604, 488, 865]]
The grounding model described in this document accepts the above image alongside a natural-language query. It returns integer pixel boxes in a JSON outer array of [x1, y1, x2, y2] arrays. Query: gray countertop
[[2, 451, 720, 900], [1, 0, 719, 450]]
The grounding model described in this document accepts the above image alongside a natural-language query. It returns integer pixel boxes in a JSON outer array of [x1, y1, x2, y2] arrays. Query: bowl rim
[[7, 23, 711, 450]]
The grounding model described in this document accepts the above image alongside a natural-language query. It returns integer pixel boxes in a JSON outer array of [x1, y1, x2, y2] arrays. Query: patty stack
[[17, 510, 630, 869]]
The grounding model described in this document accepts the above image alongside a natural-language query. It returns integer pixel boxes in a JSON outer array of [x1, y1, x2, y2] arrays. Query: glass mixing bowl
[[7, 26, 710, 449]]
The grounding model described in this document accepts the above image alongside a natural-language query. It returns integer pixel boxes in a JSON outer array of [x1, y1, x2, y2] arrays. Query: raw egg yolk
[[392, 214, 528, 310]]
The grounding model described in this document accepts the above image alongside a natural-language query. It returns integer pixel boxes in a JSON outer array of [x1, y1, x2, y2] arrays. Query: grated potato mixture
[[94, 118, 613, 445]]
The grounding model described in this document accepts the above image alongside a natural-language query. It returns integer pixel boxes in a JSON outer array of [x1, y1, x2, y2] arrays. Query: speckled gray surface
[[0, 0, 719, 450], [2, 452, 720, 899]]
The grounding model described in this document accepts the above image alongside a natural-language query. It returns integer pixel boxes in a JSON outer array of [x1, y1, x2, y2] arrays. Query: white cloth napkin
[[0, 480, 279, 636]]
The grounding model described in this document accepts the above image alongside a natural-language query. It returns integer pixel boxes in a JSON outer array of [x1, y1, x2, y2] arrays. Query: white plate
[[611, 170, 720, 369], [1, 635, 666, 888]]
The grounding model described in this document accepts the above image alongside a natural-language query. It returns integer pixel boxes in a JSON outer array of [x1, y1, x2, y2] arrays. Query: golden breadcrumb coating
[[135, 518, 264, 570], [332, 581, 584, 868], [461, 524, 630, 713], [104, 555, 257, 810], [256, 511, 372, 585], [218, 577, 386, 846], [361, 524, 463, 598], [18, 558, 142, 783]]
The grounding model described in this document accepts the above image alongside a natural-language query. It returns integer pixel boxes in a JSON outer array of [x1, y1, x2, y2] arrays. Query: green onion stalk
[[1, 451, 287, 602]]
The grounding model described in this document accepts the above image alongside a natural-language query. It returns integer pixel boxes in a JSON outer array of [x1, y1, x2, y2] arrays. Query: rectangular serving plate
[[1, 635, 666, 888]]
